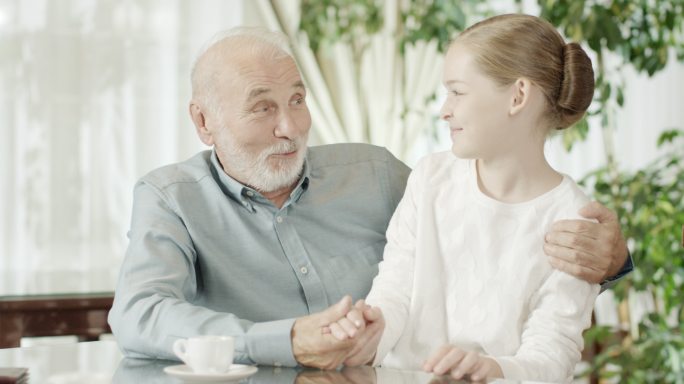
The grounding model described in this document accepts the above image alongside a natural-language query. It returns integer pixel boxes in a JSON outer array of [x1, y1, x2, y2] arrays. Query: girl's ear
[[189, 101, 215, 146], [509, 78, 532, 116]]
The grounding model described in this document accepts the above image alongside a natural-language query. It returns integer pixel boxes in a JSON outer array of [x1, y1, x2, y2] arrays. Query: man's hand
[[423, 345, 503, 382], [544, 201, 629, 284], [292, 296, 355, 369], [343, 301, 384, 366]]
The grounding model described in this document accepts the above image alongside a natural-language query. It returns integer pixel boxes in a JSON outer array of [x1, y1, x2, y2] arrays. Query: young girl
[[328, 14, 600, 382]]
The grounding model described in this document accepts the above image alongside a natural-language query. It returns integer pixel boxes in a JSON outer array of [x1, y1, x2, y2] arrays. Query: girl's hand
[[323, 301, 367, 340], [423, 345, 503, 382]]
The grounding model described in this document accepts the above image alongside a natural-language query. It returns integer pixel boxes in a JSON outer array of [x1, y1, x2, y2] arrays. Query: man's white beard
[[221, 136, 308, 193]]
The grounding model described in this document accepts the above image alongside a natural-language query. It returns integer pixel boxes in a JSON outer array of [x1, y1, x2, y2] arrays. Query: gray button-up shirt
[[108, 143, 411, 366]]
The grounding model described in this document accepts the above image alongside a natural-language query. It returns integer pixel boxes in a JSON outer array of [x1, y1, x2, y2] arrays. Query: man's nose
[[274, 109, 300, 138]]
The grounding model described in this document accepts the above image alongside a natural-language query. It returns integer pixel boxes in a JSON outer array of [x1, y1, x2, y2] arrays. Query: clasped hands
[[291, 296, 502, 381], [291, 295, 383, 370]]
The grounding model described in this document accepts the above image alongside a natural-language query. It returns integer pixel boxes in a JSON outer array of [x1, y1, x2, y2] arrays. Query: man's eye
[[253, 104, 272, 114], [290, 95, 306, 105]]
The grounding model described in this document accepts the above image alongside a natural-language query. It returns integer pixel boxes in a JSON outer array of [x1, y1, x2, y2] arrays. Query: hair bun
[[556, 42, 595, 129]]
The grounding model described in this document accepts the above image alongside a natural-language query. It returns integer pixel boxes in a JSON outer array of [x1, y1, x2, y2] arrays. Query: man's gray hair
[[191, 27, 294, 92], [195, 26, 293, 60]]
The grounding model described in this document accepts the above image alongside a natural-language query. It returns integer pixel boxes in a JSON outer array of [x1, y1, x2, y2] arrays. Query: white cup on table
[[172, 335, 234, 374]]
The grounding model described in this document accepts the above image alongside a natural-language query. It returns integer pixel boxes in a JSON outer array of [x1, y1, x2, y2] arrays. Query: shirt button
[[300, 266, 308, 275], [274, 362, 282, 368], [246, 191, 254, 197], [276, 216, 283, 223]]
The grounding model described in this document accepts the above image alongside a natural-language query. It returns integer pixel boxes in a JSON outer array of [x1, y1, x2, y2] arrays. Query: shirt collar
[[210, 149, 310, 211]]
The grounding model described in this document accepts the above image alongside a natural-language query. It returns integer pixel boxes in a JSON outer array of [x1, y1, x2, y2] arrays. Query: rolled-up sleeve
[[108, 182, 297, 366]]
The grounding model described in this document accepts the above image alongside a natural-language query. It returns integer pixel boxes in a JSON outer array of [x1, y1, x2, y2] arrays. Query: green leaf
[[616, 86, 625, 107], [657, 129, 683, 147]]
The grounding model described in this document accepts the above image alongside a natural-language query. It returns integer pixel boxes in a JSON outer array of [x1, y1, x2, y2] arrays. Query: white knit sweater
[[366, 152, 600, 383]]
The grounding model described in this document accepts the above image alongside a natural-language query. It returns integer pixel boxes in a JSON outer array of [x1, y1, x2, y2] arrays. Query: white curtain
[[2, 0, 682, 314], [252, 0, 443, 161], [0, 0, 244, 292]]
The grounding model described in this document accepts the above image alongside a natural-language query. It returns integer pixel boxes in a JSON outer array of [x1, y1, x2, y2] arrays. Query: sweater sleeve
[[365, 164, 422, 365], [494, 270, 600, 382]]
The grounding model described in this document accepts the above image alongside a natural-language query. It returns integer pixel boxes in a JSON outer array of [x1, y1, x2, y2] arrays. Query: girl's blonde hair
[[455, 14, 594, 129]]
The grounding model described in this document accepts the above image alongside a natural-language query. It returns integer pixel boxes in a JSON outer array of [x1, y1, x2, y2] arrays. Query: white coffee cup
[[172, 335, 234, 374]]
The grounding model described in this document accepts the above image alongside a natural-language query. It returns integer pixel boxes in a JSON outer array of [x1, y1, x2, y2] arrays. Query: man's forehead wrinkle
[[245, 79, 304, 103], [247, 87, 270, 101], [238, 61, 303, 92]]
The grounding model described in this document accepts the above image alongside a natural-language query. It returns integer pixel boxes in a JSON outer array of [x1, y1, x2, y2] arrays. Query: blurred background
[[1, 0, 682, 381]]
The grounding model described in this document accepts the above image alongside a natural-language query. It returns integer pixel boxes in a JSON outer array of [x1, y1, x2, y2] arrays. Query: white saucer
[[163, 364, 258, 382]]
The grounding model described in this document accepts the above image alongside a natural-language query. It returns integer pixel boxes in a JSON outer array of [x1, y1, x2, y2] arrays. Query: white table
[[0, 340, 556, 383]]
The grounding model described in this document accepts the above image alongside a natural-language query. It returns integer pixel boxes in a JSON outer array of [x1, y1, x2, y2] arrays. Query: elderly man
[[108, 27, 632, 369]]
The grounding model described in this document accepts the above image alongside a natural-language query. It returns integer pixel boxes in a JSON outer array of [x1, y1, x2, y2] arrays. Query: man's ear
[[509, 78, 532, 116], [189, 101, 214, 146]]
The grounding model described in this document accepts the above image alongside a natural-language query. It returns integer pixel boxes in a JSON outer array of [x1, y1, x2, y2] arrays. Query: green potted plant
[[581, 129, 684, 382]]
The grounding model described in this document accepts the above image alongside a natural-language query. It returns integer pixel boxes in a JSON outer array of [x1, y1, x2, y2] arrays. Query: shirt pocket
[[328, 241, 385, 286]]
